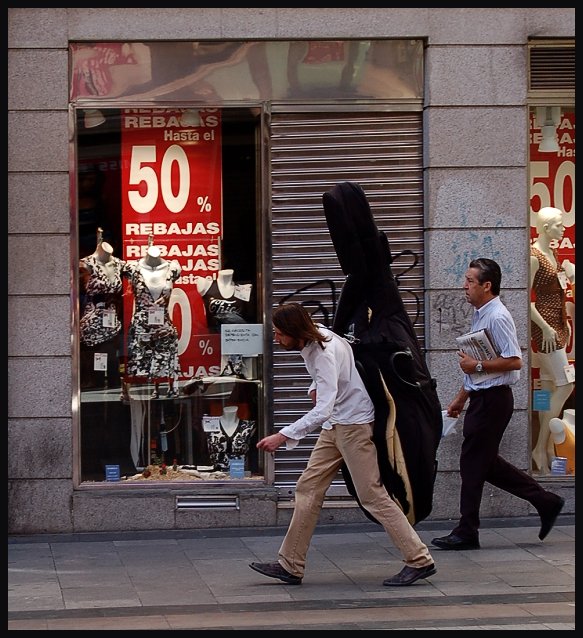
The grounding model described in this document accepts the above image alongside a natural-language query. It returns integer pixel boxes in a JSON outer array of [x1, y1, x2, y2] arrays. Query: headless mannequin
[[142, 246, 176, 399], [124, 243, 182, 399], [79, 231, 124, 389], [530, 207, 575, 474], [92, 242, 124, 291], [95, 240, 113, 264], [140, 246, 169, 297], [220, 405, 240, 437], [196, 269, 235, 298], [217, 269, 235, 298], [205, 404, 256, 471], [80, 240, 117, 285]]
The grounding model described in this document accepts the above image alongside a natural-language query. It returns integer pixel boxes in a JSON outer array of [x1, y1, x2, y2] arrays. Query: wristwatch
[[475, 361, 484, 373]]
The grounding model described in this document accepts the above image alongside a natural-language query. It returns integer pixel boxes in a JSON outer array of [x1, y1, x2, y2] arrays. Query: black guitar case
[[322, 181, 443, 525]]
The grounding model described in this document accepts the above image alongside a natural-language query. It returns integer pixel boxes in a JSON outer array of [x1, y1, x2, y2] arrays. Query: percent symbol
[[199, 338, 213, 355], [197, 195, 212, 213]]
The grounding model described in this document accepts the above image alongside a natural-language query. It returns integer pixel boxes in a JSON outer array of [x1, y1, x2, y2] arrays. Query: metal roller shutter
[[270, 110, 424, 496]]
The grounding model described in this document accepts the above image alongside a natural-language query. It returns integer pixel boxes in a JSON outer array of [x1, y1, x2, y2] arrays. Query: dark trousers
[[453, 385, 553, 541]]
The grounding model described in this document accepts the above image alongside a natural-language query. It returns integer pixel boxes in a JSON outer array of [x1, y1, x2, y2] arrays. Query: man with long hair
[[249, 302, 436, 586]]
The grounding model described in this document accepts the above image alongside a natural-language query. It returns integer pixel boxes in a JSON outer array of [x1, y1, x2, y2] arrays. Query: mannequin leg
[[120, 379, 130, 402], [167, 378, 178, 398]]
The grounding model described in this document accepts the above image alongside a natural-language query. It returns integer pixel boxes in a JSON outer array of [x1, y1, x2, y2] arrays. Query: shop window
[[74, 106, 265, 484], [528, 104, 575, 478]]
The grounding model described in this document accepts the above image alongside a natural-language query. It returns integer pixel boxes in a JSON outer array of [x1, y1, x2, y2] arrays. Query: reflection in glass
[[70, 40, 424, 103]]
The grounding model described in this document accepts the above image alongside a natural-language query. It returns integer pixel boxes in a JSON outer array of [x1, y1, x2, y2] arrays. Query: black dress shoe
[[249, 561, 302, 585], [383, 563, 436, 586], [431, 533, 480, 550], [539, 496, 565, 540]]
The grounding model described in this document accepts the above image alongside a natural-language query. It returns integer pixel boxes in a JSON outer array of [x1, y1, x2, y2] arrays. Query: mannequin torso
[[138, 246, 174, 301], [220, 405, 240, 438], [217, 269, 235, 299], [79, 241, 125, 346], [93, 241, 120, 285], [201, 269, 252, 331], [123, 245, 182, 383]]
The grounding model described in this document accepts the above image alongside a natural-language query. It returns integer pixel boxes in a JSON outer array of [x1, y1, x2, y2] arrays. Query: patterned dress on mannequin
[[79, 253, 125, 388], [207, 419, 256, 471], [123, 259, 181, 379], [202, 278, 252, 331], [530, 246, 570, 352], [80, 253, 124, 346]]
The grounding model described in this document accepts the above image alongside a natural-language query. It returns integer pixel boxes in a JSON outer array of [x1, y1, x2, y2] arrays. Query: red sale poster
[[121, 108, 223, 380]]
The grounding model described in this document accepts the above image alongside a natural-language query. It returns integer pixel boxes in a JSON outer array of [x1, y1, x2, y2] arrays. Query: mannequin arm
[[562, 259, 575, 284]]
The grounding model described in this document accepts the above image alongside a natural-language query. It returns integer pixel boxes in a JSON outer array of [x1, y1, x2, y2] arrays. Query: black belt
[[470, 385, 509, 395]]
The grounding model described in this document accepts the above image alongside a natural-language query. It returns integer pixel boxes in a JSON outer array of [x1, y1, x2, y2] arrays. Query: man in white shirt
[[249, 302, 436, 586], [432, 258, 565, 551]]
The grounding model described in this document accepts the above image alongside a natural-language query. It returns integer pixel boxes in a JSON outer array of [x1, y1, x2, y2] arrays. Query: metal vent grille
[[270, 110, 424, 492], [175, 495, 240, 510], [529, 45, 575, 92]]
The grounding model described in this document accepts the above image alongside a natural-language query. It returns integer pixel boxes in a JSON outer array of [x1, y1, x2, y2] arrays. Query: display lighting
[[535, 106, 561, 153], [83, 109, 106, 129]]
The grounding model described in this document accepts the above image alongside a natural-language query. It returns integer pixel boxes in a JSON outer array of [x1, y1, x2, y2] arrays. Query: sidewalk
[[8, 516, 574, 631]]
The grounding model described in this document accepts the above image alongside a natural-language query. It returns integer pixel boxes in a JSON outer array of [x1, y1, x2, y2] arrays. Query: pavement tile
[[8, 518, 575, 631]]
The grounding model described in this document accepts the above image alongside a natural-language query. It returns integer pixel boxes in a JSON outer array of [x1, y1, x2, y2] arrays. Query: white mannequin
[[95, 240, 113, 263], [217, 268, 235, 298], [139, 245, 171, 301], [195, 273, 213, 296], [563, 408, 575, 433], [79, 228, 119, 284], [549, 409, 575, 475], [142, 244, 162, 268], [220, 405, 240, 437], [79, 229, 125, 392], [130, 241, 182, 399], [549, 409, 575, 442], [92, 241, 120, 285], [530, 207, 575, 474], [195, 269, 235, 297]]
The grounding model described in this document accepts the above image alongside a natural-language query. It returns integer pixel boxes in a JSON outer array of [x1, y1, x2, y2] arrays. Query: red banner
[[121, 108, 223, 379]]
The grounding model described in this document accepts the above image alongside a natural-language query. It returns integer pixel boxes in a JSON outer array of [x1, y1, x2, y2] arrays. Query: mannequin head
[[535, 207, 565, 238]]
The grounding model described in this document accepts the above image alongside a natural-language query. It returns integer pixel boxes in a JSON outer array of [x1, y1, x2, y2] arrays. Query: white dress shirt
[[464, 296, 522, 391], [280, 325, 375, 449]]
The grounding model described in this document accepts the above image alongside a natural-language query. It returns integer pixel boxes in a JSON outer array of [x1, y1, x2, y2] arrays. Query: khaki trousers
[[278, 423, 433, 578]]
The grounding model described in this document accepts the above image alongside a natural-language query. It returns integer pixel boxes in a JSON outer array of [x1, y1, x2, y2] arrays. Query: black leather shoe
[[539, 496, 565, 540], [249, 561, 302, 585], [383, 563, 436, 586], [431, 533, 480, 550]]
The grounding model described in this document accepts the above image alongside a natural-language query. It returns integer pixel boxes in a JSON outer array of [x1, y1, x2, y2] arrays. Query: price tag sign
[[564, 364, 575, 383], [102, 308, 116, 328], [202, 416, 220, 433], [148, 307, 164, 325], [532, 389, 551, 411], [94, 352, 108, 371]]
